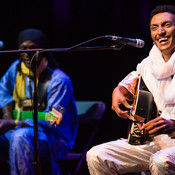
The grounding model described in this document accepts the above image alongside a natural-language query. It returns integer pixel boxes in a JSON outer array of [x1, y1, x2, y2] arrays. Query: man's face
[[150, 12, 175, 60], [18, 40, 39, 68]]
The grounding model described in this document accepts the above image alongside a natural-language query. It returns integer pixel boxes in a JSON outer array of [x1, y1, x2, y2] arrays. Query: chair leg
[[73, 157, 84, 175]]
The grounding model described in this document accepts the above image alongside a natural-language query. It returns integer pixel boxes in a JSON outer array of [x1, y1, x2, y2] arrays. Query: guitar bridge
[[128, 121, 145, 145]]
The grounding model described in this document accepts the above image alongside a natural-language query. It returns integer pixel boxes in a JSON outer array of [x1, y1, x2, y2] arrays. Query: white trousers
[[86, 136, 175, 175]]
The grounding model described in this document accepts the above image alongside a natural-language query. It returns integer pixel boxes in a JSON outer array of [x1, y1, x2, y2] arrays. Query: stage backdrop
[[0, 0, 174, 144]]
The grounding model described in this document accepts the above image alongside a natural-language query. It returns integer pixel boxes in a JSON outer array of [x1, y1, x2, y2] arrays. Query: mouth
[[157, 36, 170, 44], [23, 59, 32, 68]]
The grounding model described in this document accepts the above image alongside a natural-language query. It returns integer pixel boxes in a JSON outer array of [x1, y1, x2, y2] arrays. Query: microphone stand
[[32, 51, 40, 175], [0, 36, 126, 175]]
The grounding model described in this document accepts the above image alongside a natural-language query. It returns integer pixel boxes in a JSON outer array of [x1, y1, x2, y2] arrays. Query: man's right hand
[[111, 85, 134, 120]]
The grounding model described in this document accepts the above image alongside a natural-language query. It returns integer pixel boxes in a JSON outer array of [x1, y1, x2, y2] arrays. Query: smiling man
[[86, 4, 175, 175], [150, 10, 175, 61]]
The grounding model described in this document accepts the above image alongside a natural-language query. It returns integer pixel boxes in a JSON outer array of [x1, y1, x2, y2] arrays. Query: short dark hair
[[150, 4, 175, 20]]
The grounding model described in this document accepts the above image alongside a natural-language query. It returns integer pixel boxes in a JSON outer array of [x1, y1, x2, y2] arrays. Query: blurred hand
[[141, 117, 175, 138], [0, 119, 16, 134], [112, 85, 134, 119]]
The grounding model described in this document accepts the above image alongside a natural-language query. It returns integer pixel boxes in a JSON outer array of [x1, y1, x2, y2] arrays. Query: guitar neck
[[12, 110, 50, 121]]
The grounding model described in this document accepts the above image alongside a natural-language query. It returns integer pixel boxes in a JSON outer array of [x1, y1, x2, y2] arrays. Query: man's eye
[[165, 23, 172, 27], [150, 26, 157, 31]]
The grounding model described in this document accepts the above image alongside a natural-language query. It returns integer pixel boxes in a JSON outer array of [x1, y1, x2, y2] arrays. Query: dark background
[[0, 0, 175, 174]]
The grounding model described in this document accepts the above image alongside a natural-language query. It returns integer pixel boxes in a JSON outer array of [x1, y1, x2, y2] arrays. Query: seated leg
[[86, 139, 159, 175]]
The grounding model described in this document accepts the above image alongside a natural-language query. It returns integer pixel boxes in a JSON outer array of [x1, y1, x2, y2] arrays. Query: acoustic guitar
[[128, 76, 158, 145]]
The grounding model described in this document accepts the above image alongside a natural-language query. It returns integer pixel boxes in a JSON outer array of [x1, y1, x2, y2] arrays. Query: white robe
[[86, 45, 175, 175]]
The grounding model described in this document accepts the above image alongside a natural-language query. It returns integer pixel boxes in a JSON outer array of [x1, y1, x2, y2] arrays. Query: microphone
[[105, 35, 145, 48]]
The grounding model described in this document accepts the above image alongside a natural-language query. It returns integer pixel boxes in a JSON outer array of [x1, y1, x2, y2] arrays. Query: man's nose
[[158, 27, 166, 35]]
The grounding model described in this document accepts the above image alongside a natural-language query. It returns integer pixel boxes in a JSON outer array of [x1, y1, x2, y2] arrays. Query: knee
[[149, 150, 173, 173], [10, 128, 33, 147], [86, 145, 104, 166], [86, 145, 108, 175], [86, 146, 97, 164]]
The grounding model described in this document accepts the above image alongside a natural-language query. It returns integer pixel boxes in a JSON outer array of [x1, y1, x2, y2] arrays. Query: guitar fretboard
[[12, 110, 50, 121]]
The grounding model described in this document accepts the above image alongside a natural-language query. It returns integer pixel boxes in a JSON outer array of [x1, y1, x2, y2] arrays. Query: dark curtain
[[0, 0, 175, 143]]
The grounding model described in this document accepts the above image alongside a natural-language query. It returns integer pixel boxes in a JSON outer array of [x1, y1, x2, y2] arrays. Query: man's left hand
[[141, 117, 175, 138]]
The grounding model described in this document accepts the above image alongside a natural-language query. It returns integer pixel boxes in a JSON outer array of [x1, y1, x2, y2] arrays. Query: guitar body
[[128, 76, 158, 145], [134, 89, 158, 123]]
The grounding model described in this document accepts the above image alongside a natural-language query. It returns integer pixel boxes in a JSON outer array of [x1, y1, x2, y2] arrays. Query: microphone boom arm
[[0, 35, 143, 54]]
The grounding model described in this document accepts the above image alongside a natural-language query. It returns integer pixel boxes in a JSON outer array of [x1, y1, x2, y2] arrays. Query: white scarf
[[148, 45, 175, 145], [149, 45, 175, 104]]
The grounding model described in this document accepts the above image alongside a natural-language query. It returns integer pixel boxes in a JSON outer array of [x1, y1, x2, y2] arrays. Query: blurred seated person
[[0, 28, 78, 175]]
